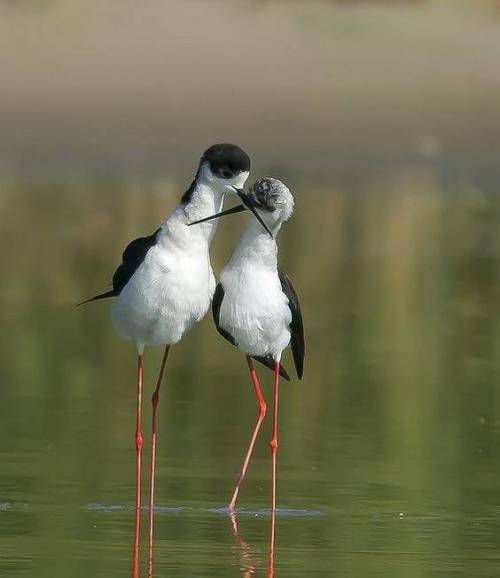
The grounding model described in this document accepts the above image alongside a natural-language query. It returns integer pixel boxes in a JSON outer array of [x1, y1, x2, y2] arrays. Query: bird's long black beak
[[234, 189, 274, 238], [187, 203, 247, 226], [188, 188, 274, 238]]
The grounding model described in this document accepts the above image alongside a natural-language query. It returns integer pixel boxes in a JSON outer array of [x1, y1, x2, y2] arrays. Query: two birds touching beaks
[[80, 144, 305, 578]]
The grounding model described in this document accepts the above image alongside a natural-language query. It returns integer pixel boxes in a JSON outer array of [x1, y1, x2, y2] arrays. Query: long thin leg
[[267, 360, 280, 577], [147, 345, 171, 578], [228, 356, 267, 510], [132, 354, 144, 578]]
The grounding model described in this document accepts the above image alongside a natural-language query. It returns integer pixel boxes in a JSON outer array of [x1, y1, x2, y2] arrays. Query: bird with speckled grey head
[[189, 176, 304, 521]]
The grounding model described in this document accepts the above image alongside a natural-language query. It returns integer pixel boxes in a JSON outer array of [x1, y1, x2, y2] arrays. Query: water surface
[[1, 1, 500, 577], [2, 176, 500, 577]]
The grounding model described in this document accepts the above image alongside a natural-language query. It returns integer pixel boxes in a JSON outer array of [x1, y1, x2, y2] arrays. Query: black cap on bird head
[[201, 144, 251, 179], [182, 143, 251, 205]]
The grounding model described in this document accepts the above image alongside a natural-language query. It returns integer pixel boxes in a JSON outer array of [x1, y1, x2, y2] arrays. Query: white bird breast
[[112, 240, 215, 352], [219, 266, 292, 359]]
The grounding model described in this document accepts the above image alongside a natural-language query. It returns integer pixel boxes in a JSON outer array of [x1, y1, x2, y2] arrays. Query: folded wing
[[77, 228, 160, 305], [278, 269, 305, 379], [212, 283, 291, 381]]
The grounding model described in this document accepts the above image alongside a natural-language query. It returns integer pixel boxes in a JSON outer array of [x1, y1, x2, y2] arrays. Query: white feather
[[218, 220, 292, 359], [112, 168, 249, 354]]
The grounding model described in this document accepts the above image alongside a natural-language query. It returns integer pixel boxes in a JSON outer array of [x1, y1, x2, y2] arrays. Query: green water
[[1, 174, 500, 577], [1, 0, 500, 576]]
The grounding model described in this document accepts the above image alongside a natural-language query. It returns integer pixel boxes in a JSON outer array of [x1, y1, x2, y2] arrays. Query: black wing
[[212, 283, 236, 345], [278, 269, 305, 379], [78, 228, 160, 305], [212, 283, 290, 381], [112, 228, 161, 294]]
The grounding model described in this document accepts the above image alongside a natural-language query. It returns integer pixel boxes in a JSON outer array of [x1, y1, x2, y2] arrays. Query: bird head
[[188, 177, 294, 238], [197, 143, 250, 192]]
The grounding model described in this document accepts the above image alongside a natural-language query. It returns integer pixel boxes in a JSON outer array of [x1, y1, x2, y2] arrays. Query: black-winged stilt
[[190, 177, 304, 572], [79, 144, 271, 578]]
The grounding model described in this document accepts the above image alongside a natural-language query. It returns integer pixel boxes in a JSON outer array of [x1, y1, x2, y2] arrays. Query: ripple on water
[[83, 503, 322, 517], [84, 503, 190, 514], [209, 506, 323, 518]]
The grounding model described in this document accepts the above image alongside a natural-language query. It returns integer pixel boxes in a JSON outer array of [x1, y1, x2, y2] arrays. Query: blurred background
[[1, 1, 500, 577]]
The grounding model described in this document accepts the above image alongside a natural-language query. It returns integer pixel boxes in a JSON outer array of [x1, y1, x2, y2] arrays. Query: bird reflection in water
[[268, 508, 276, 578], [230, 510, 256, 577], [229, 510, 276, 578]]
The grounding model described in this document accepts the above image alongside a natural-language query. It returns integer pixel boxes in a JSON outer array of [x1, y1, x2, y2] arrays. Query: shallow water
[[2, 1, 500, 577], [2, 174, 500, 577]]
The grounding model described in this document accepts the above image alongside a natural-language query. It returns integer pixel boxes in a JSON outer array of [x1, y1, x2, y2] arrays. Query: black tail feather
[[75, 289, 116, 307], [252, 355, 290, 381]]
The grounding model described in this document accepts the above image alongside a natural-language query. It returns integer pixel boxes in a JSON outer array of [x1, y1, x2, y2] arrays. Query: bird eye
[[219, 168, 232, 179]]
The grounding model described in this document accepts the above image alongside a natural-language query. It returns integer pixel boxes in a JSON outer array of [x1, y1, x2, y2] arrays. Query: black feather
[[252, 355, 290, 381], [278, 269, 305, 379], [78, 228, 160, 306], [112, 229, 160, 294], [75, 289, 116, 307], [181, 176, 198, 205], [212, 283, 290, 381], [181, 144, 250, 205]]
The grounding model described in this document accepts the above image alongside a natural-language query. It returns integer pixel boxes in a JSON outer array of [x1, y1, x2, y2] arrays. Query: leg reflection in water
[[230, 510, 256, 578], [267, 508, 276, 578], [229, 510, 276, 578]]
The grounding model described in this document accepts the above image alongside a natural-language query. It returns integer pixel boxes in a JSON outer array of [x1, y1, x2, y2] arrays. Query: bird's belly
[[112, 253, 215, 350], [219, 272, 291, 358]]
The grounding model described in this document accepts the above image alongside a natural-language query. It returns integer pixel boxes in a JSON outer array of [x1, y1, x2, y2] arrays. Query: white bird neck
[[229, 219, 279, 270], [158, 179, 226, 250], [183, 179, 226, 224]]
